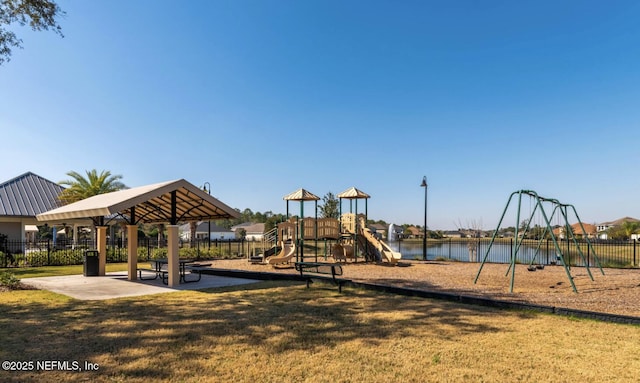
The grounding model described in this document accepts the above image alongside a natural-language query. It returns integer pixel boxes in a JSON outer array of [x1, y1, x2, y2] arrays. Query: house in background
[[596, 217, 640, 239], [553, 223, 597, 239], [387, 224, 404, 241], [404, 226, 422, 239], [368, 223, 388, 239], [443, 230, 463, 238], [571, 223, 597, 239], [0, 172, 64, 242], [179, 221, 235, 241], [232, 222, 265, 241]]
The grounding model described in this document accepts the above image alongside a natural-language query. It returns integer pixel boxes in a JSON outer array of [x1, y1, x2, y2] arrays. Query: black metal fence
[[397, 238, 639, 268], [0, 238, 256, 268], [2, 236, 638, 269]]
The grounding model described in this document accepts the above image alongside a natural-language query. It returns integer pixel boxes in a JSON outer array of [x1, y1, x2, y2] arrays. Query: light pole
[[420, 176, 428, 261], [203, 182, 211, 249]]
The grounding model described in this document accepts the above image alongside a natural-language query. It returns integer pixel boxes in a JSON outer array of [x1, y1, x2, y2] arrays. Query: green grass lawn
[[0, 276, 639, 383]]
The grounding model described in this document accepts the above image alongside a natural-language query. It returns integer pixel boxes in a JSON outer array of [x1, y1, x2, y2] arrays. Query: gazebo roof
[[283, 188, 320, 201], [36, 179, 239, 224], [337, 187, 370, 199]]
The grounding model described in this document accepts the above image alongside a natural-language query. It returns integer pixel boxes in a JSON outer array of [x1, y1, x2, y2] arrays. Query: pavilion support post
[[97, 226, 107, 276], [167, 225, 180, 287], [127, 225, 138, 281]]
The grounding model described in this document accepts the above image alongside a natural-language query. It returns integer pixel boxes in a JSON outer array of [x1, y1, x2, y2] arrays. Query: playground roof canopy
[[283, 188, 320, 201], [337, 187, 370, 199], [36, 179, 239, 224]]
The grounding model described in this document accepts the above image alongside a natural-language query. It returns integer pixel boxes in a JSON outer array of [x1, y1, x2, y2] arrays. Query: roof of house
[[406, 226, 421, 235], [369, 223, 387, 232], [572, 222, 597, 235], [552, 222, 597, 236], [232, 222, 265, 234], [600, 217, 640, 226], [0, 172, 64, 217], [179, 222, 233, 233]]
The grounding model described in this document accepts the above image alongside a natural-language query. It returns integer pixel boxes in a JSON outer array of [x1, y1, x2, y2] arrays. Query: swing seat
[[536, 264, 545, 270], [527, 265, 537, 272]]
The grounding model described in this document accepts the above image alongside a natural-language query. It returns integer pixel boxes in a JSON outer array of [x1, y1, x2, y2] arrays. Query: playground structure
[[258, 187, 401, 265], [474, 189, 604, 293], [266, 241, 296, 266]]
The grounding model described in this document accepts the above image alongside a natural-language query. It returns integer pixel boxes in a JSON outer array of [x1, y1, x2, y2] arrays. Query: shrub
[[179, 247, 200, 259], [150, 248, 168, 259], [0, 271, 21, 289]]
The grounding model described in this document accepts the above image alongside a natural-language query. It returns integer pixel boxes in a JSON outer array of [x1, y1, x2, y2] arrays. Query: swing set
[[474, 190, 604, 293]]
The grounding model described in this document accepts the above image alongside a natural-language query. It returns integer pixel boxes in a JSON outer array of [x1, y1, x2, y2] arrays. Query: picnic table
[[294, 262, 350, 292], [138, 259, 211, 284]]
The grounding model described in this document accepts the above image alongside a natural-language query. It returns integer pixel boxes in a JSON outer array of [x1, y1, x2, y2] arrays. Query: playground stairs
[[249, 228, 280, 264]]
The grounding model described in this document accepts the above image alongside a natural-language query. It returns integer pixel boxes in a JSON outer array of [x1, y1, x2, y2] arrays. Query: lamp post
[[203, 182, 211, 249], [420, 176, 428, 261]]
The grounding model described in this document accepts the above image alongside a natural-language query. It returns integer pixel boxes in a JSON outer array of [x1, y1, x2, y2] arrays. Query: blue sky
[[1, 0, 639, 230]]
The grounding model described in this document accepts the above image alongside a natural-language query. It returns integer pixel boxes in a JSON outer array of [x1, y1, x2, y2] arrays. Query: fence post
[[510, 238, 513, 263], [634, 239, 637, 266], [545, 239, 549, 265]]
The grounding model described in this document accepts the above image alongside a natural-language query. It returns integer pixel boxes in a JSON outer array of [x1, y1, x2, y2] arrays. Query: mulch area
[[212, 258, 640, 318]]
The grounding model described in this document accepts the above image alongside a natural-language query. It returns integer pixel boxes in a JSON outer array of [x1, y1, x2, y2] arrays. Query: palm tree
[[58, 169, 126, 204], [621, 221, 640, 240], [57, 170, 127, 245]]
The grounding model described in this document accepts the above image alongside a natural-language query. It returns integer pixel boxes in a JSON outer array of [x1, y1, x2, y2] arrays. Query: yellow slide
[[360, 226, 402, 264], [266, 241, 296, 266]]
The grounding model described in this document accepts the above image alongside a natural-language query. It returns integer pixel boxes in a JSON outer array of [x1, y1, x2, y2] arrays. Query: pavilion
[[36, 179, 239, 287]]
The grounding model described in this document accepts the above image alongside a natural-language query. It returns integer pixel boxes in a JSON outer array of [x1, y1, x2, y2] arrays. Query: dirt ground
[[212, 258, 640, 318]]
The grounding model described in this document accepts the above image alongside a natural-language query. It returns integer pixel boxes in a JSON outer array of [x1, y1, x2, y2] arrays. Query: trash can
[[84, 250, 100, 276]]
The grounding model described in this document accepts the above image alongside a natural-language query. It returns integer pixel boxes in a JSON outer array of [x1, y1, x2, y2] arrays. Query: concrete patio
[[23, 272, 260, 300]]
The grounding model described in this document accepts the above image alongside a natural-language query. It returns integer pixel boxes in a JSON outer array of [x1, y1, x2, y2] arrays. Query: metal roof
[[0, 172, 64, 217], [36, 179, 240, 224]]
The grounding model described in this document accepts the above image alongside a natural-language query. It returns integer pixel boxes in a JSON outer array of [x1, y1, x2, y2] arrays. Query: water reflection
[[389, 240, 559, 264]]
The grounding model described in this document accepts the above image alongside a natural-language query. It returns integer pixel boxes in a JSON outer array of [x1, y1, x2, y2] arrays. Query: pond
[[389, 239, 568, 265]]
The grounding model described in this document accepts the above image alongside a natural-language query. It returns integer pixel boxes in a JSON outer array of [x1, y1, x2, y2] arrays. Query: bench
[[138, 261, 212, 284], [184, 263, 212, 283], [137, 268, 168, 281], [294, 262, 349, 292]]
